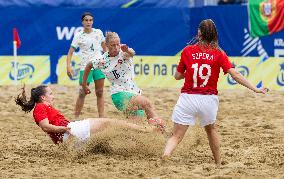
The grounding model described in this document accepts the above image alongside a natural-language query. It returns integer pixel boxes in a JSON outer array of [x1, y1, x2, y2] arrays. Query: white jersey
[[71, 28, 105, 70], [92, 51, 141, 95]]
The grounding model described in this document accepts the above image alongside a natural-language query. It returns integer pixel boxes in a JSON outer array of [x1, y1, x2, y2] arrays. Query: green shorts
[[79, 69, 105, 85], [111, 92, 145, 117]]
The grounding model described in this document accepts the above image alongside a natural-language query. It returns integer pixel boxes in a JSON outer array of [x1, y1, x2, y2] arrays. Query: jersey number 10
[[191, 63, 212, 88]]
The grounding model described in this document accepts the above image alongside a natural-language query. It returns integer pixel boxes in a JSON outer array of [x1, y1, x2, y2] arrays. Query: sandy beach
[[0, 85, 283, 178]]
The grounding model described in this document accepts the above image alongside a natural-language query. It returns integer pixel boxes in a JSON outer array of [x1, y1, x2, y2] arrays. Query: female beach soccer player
[[15, 85, 154, 144], [162, 19, 268, 165], [82, 32, 165, 132], [66, 12, 106, 118]]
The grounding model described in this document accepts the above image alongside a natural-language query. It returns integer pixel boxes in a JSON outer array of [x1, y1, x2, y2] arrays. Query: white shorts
[[63, 119, 91, 142], [172, 93, 219, 127]]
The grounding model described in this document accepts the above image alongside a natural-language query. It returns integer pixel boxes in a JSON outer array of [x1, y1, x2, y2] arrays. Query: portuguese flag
[[248, 0, 284, 37]]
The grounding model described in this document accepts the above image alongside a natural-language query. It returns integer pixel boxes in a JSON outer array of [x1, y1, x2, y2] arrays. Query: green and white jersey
[[71, 28, 105, 70], [92, 50, 141, 95]]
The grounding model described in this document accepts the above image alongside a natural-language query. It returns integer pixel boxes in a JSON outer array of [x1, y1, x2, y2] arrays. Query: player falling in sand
[[82, 31, 165, 132], [15, 85, 155, 145], [162, 19, 269, 165], [66, 12, 106, 118]]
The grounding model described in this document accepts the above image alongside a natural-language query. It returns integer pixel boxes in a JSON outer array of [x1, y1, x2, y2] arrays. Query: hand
[[254, 87, 269, 94], [67, 66, 73, 78], [82, 84, 91, 95], [58, 126, 71, 133], [121, 44, 129, 52], [65, 127, 73, 135]]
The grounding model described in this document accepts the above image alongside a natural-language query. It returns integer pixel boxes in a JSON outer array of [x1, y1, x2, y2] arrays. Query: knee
[[95, 89, 104, 98], [141, 98, 152, 108], [204, 124, 216, 133]]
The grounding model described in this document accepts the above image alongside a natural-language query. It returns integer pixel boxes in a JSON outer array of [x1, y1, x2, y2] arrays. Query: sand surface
[[0, 85, 283, 178]]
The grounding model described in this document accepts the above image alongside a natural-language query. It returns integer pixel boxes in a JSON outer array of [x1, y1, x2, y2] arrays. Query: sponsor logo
[[276, 63, 284, 86], [69, 61, 80, 80], [227, 64, 249, 85], [56, 26, 84, 40], [9, 62, 35, 80]]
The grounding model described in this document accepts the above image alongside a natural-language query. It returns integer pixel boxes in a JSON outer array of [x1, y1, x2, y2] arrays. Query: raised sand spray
[[1, 85, 283, 178]]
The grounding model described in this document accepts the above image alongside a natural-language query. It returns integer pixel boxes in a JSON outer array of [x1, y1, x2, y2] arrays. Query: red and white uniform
[[173, 44, 233, 127], [33, 103, 91, 144], [177, 44, 232, 95], [33, 103, 70, 144]]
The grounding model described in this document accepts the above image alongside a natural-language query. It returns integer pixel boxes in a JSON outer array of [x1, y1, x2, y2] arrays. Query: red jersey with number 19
[[177, 44, 233, 95]]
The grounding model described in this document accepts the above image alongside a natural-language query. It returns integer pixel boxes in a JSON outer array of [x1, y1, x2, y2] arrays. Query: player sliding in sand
[[15, 85, 155, 144], [162, 19, 269, 165], [82, 31, 165, 132]]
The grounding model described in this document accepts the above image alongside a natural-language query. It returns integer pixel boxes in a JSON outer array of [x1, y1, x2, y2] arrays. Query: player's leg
[[74, 70, 94, 118], [111, 92, 164, 131], [88, 118, 154, 135], [199, 95, 220, 165], [111, 92, 144, 120], [93, 69, 105, 118], [127, 95, 156, 118], [127, 95, 165, 130], [162, 93, 197, 159], [63, 118, 155, 146], [74, 86, 87, 118], [162, 123, 189, 158], [94, 79, 105, 117], [204, 124, 221, 165]]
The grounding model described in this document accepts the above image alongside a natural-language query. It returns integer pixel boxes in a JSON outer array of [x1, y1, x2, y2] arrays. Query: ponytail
[[197, 19, 222, 51], [15, 85, 47, 113]]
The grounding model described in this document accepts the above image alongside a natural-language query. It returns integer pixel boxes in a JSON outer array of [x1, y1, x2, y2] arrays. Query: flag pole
[[13, 40, 17, 85]]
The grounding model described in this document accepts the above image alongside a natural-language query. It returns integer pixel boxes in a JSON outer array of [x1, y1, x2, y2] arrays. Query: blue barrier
[[189, 5, 284, 58], [0, 0, 190, 8], [0, 5, 283, 83]]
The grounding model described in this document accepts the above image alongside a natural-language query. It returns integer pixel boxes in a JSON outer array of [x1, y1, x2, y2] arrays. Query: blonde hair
[[105, 31, 120, 44]]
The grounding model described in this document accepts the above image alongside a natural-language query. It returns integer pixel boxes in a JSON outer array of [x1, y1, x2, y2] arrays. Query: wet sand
[[0, 85, 283, 178]]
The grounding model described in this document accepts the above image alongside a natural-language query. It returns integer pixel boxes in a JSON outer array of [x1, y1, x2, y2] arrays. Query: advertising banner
[[133, 56, 284, 90], [57, 55, 284, 90], [133, 56, 183, 88], [218, 57, 283, 90], [0, 56, 50, 85], [57, 55, 80, 85], [57, 55, 111, 86]]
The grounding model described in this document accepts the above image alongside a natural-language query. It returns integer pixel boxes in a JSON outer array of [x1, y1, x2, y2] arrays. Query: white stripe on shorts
[[172, 93, 219, 127]]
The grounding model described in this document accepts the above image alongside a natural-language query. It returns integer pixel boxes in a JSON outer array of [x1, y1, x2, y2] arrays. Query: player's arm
[[66, 47, 75, 78], [121, 44, 135, 59], [38, 118, 70, 133], [175, 49, 186, 80], [174, 71, 185, 80], [82, 62, 93, 94], [228, 68, 268, 94]]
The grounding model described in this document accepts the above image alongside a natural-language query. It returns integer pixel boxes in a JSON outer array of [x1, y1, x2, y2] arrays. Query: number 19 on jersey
[[191, 63, 212, 88]]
